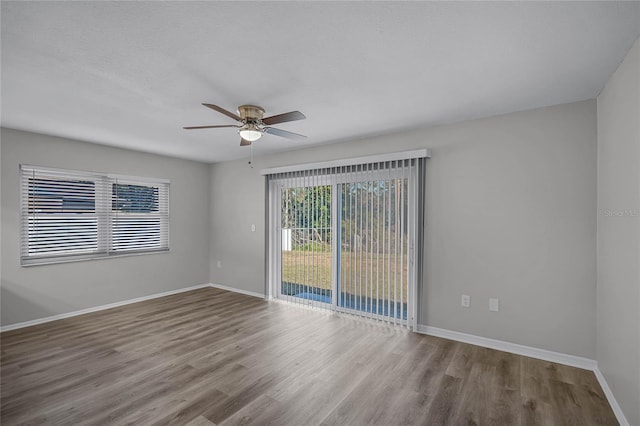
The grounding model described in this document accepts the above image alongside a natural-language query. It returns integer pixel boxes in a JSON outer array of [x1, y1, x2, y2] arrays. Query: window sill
[[20, 248, 170, 267]]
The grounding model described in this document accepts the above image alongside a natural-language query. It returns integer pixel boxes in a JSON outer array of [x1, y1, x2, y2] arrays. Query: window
[[111, 181, 166, 252], [20, 165, 169, 266], [264, 150, 427, 328]]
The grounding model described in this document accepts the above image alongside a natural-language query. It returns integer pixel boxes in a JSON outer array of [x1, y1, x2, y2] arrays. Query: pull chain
[[248, 142, 254, 168]]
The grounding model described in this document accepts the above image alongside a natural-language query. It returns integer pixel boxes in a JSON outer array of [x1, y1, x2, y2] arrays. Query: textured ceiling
[[2, 1, 639, 163]]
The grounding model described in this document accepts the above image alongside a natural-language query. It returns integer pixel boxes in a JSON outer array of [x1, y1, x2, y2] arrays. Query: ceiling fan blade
[[262, 111, 306, 126], [264, 127, 307, 140], [240, 138, 252, 146], [183, 125, 240, 130], [202, 103, 242, 122]]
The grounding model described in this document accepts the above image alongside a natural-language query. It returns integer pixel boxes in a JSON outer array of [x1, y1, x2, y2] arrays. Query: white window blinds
[[20, 165, 169, 266], [111, 180, 169, 253]]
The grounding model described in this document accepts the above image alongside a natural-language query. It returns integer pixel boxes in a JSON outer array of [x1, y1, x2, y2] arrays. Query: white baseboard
[[594, 368, 630, 426], [0, 282, 266, 333], [0, 283, 213, 332], [415, 325, 597, 370], [210, 283, 266, 299]]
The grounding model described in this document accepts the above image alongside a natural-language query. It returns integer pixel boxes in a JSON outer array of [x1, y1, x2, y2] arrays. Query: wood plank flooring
[[1, 287, 617, 425]]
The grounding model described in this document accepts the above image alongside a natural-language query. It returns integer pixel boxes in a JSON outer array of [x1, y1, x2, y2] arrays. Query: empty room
[[1, 2, 638, 425]]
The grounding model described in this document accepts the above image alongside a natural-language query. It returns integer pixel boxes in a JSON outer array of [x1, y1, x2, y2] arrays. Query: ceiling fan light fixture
[[185, 104, 306, 146], [239, 123, 262, 142]]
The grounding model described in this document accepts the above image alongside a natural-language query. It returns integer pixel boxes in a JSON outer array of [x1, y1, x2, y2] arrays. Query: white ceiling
[[2, 2, 639, 163]]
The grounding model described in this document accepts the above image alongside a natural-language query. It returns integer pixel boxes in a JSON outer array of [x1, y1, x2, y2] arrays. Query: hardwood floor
[[1, 287, 617, 425]]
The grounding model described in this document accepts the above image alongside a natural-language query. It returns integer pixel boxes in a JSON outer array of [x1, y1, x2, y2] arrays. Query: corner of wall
[[595, 36, 640, 426]]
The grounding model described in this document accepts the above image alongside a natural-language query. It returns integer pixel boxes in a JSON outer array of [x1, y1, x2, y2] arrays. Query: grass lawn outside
[[281, 250, 408, 303]]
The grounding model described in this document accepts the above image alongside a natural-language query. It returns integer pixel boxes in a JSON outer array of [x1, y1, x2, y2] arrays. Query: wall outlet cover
[[461, 294, 470, 308], [489, 298, 499, 312]]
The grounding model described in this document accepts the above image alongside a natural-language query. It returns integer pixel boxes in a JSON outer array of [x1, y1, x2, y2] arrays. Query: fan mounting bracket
[[237, 105, 265, 122]]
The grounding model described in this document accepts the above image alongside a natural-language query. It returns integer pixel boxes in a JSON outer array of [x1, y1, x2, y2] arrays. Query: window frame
[[20, 165, 170, 266]]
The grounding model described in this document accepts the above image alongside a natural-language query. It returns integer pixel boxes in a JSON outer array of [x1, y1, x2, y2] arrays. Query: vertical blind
[[20, 165, 169, 265], [266, 154, 425, 328]]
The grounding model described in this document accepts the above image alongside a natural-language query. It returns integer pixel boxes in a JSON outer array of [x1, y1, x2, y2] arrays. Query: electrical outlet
[[217, 260, 222, 268], [461, 294, 470, 308], [489, 298, 499, 312], [251, 224, 256, 232]]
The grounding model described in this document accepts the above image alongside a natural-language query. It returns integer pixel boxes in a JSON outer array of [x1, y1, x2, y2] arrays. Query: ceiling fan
[[184, 104, 306, 146]]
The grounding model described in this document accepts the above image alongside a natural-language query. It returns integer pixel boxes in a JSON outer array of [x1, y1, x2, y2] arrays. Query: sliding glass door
[[338, 174, 410, 323], [267, 158, 422, 328], [280, 183, 333, 306]]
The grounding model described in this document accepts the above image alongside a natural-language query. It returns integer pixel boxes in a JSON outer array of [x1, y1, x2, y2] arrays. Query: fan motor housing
[[237, 105, 265, 122]]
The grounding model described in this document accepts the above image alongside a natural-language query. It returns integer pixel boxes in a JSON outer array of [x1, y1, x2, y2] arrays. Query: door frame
[[267, 165, 418, 329]]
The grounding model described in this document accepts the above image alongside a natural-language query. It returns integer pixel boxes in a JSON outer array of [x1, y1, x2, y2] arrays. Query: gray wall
[[1, 128, 210, 326], [210, 100, 597, 359], [597, 38, 639, 426]]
